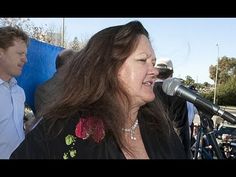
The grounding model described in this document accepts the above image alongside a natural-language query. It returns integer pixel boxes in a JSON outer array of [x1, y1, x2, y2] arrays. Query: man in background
[[0, 26, 29, 159], [34, 49, 76, 117], [186, 85, 199, 145], [27, 49, 77, 133]]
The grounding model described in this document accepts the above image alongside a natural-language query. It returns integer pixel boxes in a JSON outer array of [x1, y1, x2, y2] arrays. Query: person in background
[[186, 85, 199, 146], [0, 26, 29, 159], [34, 48, 76, 118], [153, 58, 192, 158], [28, 49, 77, 133], [10, 21, 186, 159]]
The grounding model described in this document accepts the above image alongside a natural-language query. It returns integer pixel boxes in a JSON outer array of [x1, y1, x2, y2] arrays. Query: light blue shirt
[[0, 78, 25, 159], [187, 101, 198, 126]]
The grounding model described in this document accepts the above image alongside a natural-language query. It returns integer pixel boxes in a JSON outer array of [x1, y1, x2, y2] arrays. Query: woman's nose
[[149, 67, 159, 77]]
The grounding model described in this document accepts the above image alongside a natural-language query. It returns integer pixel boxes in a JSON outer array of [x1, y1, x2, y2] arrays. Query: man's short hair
[[55, 49, 76, 69], [0, 26, 29, 49], [156, 68, 173, 80]]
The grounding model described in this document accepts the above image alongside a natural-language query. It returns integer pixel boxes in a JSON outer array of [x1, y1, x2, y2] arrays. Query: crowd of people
[[0, 21, 203, 159]]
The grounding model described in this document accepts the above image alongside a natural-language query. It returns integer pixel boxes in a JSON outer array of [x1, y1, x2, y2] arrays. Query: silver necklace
[[122, 119, 139, 140]]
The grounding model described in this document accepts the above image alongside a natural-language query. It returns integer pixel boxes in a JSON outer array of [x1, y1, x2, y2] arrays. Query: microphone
[[162, 77, 236, 124]]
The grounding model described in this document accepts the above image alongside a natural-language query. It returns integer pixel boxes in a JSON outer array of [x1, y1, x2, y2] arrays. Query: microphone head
[[162, 78, 182, 96]]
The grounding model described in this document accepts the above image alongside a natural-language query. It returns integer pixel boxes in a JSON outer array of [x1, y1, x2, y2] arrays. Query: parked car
[[215, 122, 236, 159], [216, 122, 236, 140]]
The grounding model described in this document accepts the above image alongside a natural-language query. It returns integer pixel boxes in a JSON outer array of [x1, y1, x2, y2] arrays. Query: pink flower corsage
[[75, 117, 105, 143]]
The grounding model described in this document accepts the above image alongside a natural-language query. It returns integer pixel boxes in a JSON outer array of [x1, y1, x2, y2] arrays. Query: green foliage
[[202, 77, 236, 106], [68, 37, 87, 51], [183, 75, 195, 86], [217, 77, 236, 106], [209, 56, 236, 84], [203, 82, 211, 87], [201, 90, 214, 102]]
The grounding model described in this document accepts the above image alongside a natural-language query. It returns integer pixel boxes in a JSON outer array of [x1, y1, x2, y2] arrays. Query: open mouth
[[142, 80, 154, 87]]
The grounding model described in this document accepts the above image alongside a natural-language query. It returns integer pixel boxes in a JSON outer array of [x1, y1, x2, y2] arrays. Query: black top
[[10, 113, 187, 159], [153, 81, 191, 158]]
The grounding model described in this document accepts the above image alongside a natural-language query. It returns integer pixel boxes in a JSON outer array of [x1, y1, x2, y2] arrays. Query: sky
[[29, 18, 236, 84]]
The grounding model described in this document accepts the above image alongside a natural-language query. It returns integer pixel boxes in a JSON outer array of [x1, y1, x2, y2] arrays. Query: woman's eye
[[138, 59, 147, 62]]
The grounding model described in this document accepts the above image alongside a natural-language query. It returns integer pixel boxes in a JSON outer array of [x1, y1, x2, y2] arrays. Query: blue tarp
[[16, 38, 64, 112]]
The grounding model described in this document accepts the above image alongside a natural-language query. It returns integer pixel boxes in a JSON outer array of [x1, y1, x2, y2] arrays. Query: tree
[[203, 82, 211, 87], [68, 37, 80, 51], [0, 18, 31, 30], [0, 18, 62, 46], [184, 75, 195, 86], [209, 56, 236, 84], [217, 76, 236, 106], [68, 36, 87, 51]]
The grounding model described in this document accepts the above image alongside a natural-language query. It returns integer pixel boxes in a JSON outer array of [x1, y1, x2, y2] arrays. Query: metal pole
[[213, 43, 219, 104], [62, 18, 65, 47]]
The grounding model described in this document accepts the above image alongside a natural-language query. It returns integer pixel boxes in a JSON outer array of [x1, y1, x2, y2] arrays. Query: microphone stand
[[195, 108, 224, 159]]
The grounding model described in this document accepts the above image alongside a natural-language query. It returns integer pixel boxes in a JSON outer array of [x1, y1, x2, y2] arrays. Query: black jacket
[[10, 112, 187, 159], [153, 81, 191, 158]]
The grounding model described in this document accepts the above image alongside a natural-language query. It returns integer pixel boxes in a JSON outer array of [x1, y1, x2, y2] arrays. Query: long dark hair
[[44, 21, 170, 149]]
